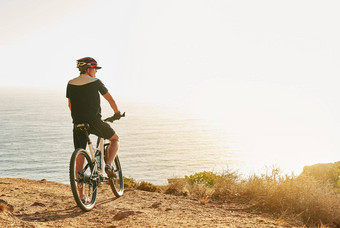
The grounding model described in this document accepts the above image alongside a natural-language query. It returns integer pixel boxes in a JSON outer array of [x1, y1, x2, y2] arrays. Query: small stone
[[0, 199, 14, 212], [31, 202, 46, 207], [113, 211, 135, 220], [150, 202, 161, 208]]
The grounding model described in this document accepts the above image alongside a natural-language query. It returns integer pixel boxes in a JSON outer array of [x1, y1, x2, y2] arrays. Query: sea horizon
[[0, 87, 241, 185]]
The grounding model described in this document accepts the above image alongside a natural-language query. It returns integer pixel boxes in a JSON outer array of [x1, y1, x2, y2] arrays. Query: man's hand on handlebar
[[104, 112, 126, 122], [113, 112, 122, 120]]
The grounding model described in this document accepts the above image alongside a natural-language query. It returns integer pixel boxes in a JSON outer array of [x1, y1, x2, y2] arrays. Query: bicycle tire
[[70, 148, 98, 211], [108, 155, 124, 197]]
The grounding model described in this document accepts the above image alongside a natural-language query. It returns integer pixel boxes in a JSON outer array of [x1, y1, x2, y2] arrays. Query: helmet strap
[[85, 68, 96, 78]]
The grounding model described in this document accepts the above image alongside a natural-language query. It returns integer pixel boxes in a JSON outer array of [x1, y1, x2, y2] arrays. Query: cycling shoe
[[105, 164, 117, 178]]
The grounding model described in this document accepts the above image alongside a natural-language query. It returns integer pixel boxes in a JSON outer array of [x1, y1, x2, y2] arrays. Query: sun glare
[[187, 79, 336, 175]]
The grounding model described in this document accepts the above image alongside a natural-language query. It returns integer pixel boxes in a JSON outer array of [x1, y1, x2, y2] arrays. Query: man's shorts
[[73, 118, 115, 149]]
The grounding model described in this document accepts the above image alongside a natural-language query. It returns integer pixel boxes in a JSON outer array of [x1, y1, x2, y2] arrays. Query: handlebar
[[104, 112, 125, 123]]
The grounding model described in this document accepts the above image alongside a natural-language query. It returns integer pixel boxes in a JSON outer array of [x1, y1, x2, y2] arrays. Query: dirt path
[[0, 178, 294, 227]]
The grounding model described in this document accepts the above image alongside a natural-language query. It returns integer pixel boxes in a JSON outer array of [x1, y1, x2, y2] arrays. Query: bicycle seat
[[75, 123, 90, 131]]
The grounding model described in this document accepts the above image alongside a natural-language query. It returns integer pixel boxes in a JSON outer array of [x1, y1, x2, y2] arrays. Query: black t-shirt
[[66, 74, 108, 124]]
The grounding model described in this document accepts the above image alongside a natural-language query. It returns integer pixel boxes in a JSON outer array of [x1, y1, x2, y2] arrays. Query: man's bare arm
[[103, 92, 120, 113], [68, 98, 71, 111]]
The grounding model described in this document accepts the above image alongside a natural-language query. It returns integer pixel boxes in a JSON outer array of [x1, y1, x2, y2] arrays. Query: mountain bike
[[69, 112, 125, 211]]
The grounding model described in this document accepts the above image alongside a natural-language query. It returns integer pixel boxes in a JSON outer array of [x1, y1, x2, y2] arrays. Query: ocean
[[0, 87, 237, 185]]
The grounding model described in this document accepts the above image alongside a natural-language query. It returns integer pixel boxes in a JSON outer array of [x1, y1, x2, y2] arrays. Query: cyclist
[[66, 57, 121, 181]]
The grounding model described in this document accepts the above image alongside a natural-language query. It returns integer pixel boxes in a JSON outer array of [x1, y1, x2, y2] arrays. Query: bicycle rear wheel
[[108, 155, 124, 197], [70, 148, 98, 211]]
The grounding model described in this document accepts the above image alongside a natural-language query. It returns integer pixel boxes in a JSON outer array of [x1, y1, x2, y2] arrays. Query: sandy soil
[[0, 178, 297, 227]]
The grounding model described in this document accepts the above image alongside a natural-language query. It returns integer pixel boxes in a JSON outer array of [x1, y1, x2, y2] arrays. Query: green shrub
[[185, 171, 220, 187]]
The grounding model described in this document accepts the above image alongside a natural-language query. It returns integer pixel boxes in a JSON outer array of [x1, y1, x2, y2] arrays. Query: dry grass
[[123, 176, 138, 189], [165, 169, 340, 227], [124, 167, 340, 226], [165, 179, 188, 196], [239, 168, 340, 226], [137, 181, 160, 192], [123, 177, 160, 192]]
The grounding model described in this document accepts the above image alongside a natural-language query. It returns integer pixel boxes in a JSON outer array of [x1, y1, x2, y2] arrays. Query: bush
[[124, 165, 340, 226], [123, 177, 160, 193], [137, 181, 160, 192], [185, 171, 220, 187], [237, 168, 340, 226], [165, 180, 188, 196], [179, 168, 340, 226], [300, 162, 340, 187], [211, 171, 239, 202], [123, 176, 138, 189]]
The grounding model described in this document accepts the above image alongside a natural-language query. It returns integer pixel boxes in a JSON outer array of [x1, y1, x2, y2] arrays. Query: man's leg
[[88, 119, 118, 178], [73, 127, 87, 198], [105, 133, 119, 165], [105, 134, 119, 178], [76, 154, 85, 198]]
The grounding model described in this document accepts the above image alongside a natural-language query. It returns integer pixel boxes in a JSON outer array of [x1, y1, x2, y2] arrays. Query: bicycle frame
[[76, 124, 107, 176], [95, 136, 108, 175]]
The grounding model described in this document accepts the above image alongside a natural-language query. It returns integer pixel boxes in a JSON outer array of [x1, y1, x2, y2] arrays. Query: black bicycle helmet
[[77, 57, 102, 71]]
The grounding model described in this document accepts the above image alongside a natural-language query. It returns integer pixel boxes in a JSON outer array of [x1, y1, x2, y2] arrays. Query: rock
[[0, 199, 14, 212], [31, 202, 46, 207], [150, 202, 161, 208], [0, 203, 7, 212]]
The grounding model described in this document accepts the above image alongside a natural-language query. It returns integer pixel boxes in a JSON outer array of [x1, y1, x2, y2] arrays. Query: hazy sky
[[1, 0, 340, 172]]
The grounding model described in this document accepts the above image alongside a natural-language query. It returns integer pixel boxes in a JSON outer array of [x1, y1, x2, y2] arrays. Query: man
[[66, 57, 120, 178]]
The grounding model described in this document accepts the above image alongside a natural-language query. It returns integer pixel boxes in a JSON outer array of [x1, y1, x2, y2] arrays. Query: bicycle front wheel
[[70, 148, 98, 211], [108, 155, 124, 197]]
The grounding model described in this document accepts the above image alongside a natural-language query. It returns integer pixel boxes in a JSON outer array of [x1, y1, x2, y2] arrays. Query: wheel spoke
[[108, 155, 124, 197], [70, 149, 98, 211]]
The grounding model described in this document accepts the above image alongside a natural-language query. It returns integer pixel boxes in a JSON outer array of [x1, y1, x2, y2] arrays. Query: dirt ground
[[0, 178, 298, 227]]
